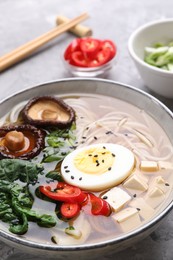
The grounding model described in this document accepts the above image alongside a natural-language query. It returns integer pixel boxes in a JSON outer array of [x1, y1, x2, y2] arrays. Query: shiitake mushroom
[[0, 124, 46, 159], [21, 96, 75, 128]]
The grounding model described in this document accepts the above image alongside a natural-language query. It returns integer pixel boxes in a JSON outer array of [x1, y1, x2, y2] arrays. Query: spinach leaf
[[45, 170, 63, 181], [0, 159, 44, 184], [0, 180, 56, 235], [42, 123, 76, 163]]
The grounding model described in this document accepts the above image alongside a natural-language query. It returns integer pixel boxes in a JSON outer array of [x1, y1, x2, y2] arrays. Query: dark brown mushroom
[[21, 96, 75, 128], [0, 124, 46, 159]]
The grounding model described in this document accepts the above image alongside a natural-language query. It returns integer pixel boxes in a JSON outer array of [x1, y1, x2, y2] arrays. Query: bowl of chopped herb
[[128, 19, 173, 98]]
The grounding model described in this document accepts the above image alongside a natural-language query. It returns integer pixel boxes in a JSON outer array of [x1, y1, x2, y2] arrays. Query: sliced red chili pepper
[[39, 182, 87, 204], [64, 38, 81, 60], [80, 38, 101, 59], [60, 202, 80, 218], [70, 51, 88, 67], [101, 40, 116, 59], [89, 49, 111, 67], [89, 193, 111, 216]]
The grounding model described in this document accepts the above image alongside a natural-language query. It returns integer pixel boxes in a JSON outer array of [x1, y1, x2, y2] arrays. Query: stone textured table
[[0, 0, 173, 259]]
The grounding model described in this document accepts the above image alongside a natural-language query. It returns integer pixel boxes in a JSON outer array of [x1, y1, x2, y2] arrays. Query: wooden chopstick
[[0, 12, 89, 72]]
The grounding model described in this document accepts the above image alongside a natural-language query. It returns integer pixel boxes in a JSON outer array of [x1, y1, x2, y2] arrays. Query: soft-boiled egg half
[[61, 143, 135, 191]]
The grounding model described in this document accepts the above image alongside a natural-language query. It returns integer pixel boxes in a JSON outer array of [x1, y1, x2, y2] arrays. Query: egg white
[[61, 143, 135, 191]]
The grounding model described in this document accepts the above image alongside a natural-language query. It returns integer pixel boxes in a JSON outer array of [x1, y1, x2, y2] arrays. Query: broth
[[0, 93, 173, 246]]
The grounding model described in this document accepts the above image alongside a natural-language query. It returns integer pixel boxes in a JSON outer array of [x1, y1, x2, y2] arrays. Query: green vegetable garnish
[[0, 159, 44, 184], [144, 41, 173, 71], [42, 123, 76, 163], [0, 180, 56, 235]]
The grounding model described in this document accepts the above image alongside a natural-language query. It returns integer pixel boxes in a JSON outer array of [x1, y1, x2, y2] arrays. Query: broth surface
[[0, 93, 173, 246]]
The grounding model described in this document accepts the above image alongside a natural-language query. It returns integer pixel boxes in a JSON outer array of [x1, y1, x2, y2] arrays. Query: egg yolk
[[74, 147, 115, 174]]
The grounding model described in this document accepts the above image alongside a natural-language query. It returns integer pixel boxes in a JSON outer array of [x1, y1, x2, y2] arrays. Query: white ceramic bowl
[[0, 78, 173, 259], [128, 19, 173, 98]]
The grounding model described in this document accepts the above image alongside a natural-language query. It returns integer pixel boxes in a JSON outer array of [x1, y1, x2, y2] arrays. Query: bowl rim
[[128, 18, 173, 76], [0, 77, 173, 252]]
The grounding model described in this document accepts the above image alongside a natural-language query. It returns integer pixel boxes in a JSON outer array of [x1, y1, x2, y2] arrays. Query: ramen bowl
[[0, 78, 172, 259], [128, 19, 173, 98]]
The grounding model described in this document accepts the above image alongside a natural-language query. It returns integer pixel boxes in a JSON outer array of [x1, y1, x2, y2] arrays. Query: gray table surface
[[0, 0, 173, 259]]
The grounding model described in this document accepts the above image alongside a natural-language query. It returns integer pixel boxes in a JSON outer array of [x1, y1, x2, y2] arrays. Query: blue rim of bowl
[[128, 18, 173, 76], [0, 77, 172, 252]]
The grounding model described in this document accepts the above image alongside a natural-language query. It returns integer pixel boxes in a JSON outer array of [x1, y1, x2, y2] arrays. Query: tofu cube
[[158, 161, 173, 170], [153, 176, 170, 193], [129, 198, 154, 221], [101, 187, 131, 212], [123, 174, 148, 192], [145, 187, 165, 208], [140, 161, 158, 172], [112, 207, 141, 232]]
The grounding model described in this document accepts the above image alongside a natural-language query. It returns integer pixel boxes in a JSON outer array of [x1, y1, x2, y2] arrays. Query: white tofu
[[112, 207, 141, 232], [145, 187, 165, 208], [129, 198, 155, 221], [148, 186, 164, 198], [140, 161, 158, 172], [153, 176, 170, 193], [123, 174, 148, 192], [101, 187, 131, 212], [158, 161, 173, 170]]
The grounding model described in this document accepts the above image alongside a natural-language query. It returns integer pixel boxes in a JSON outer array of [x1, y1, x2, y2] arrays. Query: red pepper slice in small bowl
[[70, 51, 88, 67], [101, 40, 116, 59], [39, 182, 87, 204], [64, 38, 81, 60], [60, 202, 81, 219], [89, 48, 111, 67], [80, 38, 101, 59]]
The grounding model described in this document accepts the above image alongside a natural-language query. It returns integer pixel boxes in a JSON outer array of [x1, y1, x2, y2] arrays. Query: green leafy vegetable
[[0, 180, 56, 235], [45, 170, 63, 181], [0, 159, 44, 184], [42, 123, 76, 163], [144, 41, 173, 71]]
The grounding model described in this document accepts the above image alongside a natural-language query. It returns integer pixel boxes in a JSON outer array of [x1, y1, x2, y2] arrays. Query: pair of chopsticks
[[0, 13, 89, 72]]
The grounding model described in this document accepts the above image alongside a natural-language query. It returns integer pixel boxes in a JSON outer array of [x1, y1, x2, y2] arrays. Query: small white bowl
[[128, 19, 173, 98]]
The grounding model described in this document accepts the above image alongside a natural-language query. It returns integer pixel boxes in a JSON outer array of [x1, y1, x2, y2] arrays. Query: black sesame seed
[[79, 177, 82, 181], [165, 183, 170, 186], [71, 176, 74, 179], [65, 170, 70, 173], [86, 127, 89, 130], [106, 131, 113, 135], [94, 136, 98, 140], [82, 136, 87, 139], [108, 167, 112, 171], [94, 155, 98, 157], [102, 160, 105, 163], [96, 163, 100, 167], [88, 154, 92, 156], [81, 141, 85, 144], [136, 208, 141, 211], [112, 153, 116, 157], [61, 152, 67, 156], [103, 146, 106, 149], [64, 166, 68, 169], [133, 194, 137, 198], [102, 196, 108, 200], [102, 152, 106, 155]]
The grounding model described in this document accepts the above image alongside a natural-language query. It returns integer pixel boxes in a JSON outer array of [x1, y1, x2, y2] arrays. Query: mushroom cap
[[0, 124, 46, 160], [21, 96, 75, 128]]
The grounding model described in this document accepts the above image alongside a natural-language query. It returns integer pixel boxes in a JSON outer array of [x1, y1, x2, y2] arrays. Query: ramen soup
[[0, 93, 172, 246]]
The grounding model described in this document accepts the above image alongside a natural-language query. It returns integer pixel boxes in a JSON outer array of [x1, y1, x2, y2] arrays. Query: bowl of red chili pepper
[[63, 37, 117, 77]]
